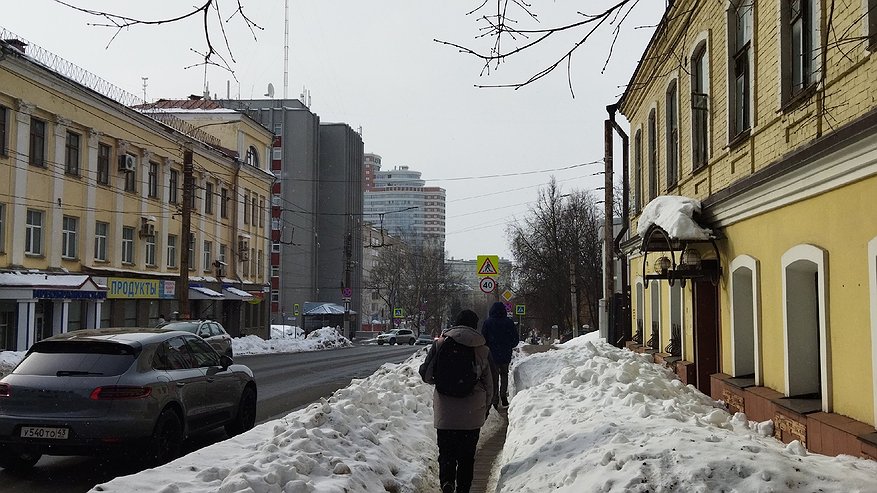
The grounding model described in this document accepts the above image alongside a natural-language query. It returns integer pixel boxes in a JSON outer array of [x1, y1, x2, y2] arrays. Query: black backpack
[[433, 336, 478, 397]]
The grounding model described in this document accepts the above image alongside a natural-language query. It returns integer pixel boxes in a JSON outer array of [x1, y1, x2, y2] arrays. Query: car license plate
[[20, 426, 69, 440]]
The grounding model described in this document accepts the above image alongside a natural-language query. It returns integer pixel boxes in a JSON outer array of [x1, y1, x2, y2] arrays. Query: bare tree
[[53, 0, 263, 73], [508, 178, 603, 339], [435, 0, 652, 95]]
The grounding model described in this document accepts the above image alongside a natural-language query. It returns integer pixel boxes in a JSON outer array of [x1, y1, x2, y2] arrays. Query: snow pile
[[91, 351, 440, 493], [637, 195, 712, 240], [495, 333, 877, 492], [233, 327, 352, 356], [0, 350, 25, 379], [270, 324, 304, 339]]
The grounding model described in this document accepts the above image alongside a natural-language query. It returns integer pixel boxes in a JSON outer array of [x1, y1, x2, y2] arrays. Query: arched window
[[731, 255, 760, 383], [665, 80, 679, 188], [245, 146, 259, 167], [634, 129, 643, 213], [648, 109, 658, 200], [691, 41, 709, 169]]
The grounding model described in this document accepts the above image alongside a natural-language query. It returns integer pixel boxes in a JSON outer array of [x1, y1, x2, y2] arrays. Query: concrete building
[[617, 0, 877, 460], [0, 35, 273, 349], [363, 156, 445, 250]]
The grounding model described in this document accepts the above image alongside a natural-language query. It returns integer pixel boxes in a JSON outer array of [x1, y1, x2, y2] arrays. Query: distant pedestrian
[[156, 314, 167, 326], [482, 301, 518, 409], [419, 309, 494, 493]]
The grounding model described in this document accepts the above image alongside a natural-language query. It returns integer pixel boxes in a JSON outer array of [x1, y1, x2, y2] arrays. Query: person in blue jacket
[[481, 301, 519, 408]]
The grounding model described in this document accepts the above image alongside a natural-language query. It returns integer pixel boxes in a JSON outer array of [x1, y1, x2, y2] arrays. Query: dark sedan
[[0, 328, 257, 472]]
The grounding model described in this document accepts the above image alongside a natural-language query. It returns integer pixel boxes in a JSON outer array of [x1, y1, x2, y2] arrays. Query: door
[[692, 262, 720, 396]]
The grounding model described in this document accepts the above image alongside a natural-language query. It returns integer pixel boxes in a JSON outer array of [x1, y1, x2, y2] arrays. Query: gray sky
[[3, 0, 662, 261]]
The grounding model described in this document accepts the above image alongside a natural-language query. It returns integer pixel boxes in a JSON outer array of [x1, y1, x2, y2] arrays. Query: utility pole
[[178, 148, 193, 320], [570, 261, 579, 338]]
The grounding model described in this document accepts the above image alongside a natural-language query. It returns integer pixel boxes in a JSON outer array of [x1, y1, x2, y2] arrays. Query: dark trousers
[[436, 428, 480, 493], [492, 363, 510, 406]]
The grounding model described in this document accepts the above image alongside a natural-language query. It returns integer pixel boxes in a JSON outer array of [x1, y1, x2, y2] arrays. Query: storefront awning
[[223, 287, 254, 301], [189, 286, 224, 300]]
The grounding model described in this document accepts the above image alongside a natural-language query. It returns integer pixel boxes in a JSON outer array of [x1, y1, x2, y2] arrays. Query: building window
[[691, 43, 709, 170], [220, 187, 229, 218], [647, 109, 658, 201], [62, 216, 78, 259], [167, 234, 178, 268], [243, 190, 250, 225], [65, 131, 80, 175], [250, 248, 256, 277], [665, 80, 679, 188], [219, 244, 227, 268], [272, 242, 280, 253], [257, 250, 263, 278], [95, 221, 108, 261], [782, 0, 818, 103], [145, 234, 156, 266], [203, 241, 212, 273], [121, 226, 135, 264], [272, 218, 281, 230], [729, 1, 752, 137], [148, 162, 159, 198], [251, 196, 258, 225], [869, 0, 877, 49], [188, 235, 196, 271], [633, 130, 642, 213], [271, 291, 280, 303], [271, 266, 279, 278], [190, 177, 198, 211], [97, 143, 111, 185], [273, 123, 282, 134], [124, 157, 137, 192], [259, 196, 265, 226], [0, 106, 7, 155], [25, 209, 43, 255], [0, 203, 4, 253], [169, 169, 179, 203], [246, 146, 259, 167], [205, 182, 214, 215], [272, 194, 281, 207], [29, 118, 46, 167]]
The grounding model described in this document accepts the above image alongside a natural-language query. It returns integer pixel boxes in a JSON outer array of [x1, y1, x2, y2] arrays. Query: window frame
[[246, 146, 259, 167], [123, 155, 137, 193], [65, 131, 81, 176], [220, 187, 229, 218], [691, 41, 710, 170], [167, 234, 178, 269], [169, 169, 179, 204], [728, 1, 753, 140], [633, 129, 642, 213], [188, 235, 196, 271], [145, 234, 156, 266], [121, 226, 135, 264], [780, 0, 820, 108], [203, 240, 212, 273], [62, 215, 78, 259], [148, 161, 159, 198], [0, 203, 5, 254], [204, 181, 214, 215], [94, 221, 108, 262], [25, 209, 43, 255], [647, 109, 658, 201], [665, 79, 679, 189], [29, 117, 46, 167], [0, 105, 8, 156], [97, 143, 111, 185]]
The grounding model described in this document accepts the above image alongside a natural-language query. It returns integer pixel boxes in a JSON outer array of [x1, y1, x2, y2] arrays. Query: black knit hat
[[455, 309, 479, 329]]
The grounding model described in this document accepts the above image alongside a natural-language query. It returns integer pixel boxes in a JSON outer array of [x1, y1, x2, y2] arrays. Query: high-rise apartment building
[[363, 154, 445, 250]]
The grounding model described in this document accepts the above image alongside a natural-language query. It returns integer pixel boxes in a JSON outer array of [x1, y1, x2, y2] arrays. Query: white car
[[376, 329, 416, 345]]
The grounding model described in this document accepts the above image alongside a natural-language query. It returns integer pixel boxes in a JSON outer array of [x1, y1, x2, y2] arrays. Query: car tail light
[[0, 383, 10, 397], [90, 386, 152, 400]]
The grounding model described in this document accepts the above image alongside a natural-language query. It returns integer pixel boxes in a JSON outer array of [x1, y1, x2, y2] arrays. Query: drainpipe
[[607, 104, 631, 346]]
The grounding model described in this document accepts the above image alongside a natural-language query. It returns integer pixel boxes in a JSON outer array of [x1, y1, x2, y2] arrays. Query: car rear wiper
[[56, 370, 104, 376]]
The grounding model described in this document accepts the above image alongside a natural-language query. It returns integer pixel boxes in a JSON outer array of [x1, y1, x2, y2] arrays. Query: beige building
[[0, 35, 273, 349], [617, 0, 877, 459]]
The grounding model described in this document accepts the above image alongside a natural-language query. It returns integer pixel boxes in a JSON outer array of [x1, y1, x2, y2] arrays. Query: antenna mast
[[283, 0, 289, 99], [141, 77, 148, 103]]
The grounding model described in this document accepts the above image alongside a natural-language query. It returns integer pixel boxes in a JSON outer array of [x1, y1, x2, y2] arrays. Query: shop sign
[[107, 278, 175, 299], [33, 290, 106, 300]]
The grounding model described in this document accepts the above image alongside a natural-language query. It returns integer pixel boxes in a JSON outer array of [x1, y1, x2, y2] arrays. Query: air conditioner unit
[[118, 154, 136, 172], [139, 223, 155, 239]]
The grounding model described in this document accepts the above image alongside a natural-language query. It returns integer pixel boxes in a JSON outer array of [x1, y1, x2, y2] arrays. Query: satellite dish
[[265, 83, 275, 98]]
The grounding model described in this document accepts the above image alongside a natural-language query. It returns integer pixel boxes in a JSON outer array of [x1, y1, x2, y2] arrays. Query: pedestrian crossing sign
[[476, 255, 500, 277], [393, 308, 404, 318], [515, 304, 526, 315]]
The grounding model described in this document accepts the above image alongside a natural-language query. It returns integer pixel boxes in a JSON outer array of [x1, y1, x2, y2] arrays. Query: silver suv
[[0, 328, 256, 471], [159, 320, 233, 358], [376, 329, 416, 345]]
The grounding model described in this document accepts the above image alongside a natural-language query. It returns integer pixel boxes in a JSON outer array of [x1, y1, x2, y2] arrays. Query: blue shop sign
[[33, 290, 107, 300]]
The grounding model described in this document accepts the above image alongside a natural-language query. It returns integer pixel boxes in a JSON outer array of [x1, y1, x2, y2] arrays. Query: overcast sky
[[2, 0, 662, 261]]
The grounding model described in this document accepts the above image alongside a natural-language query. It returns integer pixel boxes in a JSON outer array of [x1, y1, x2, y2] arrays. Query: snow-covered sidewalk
[[84, 332, 877, 492]]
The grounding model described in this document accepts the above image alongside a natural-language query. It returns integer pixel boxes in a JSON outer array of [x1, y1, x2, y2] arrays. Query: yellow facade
[[619, 0, 877, 442], [0, 37, 273, 346]]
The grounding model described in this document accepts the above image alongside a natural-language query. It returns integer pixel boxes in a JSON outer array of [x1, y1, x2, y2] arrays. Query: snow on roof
[[636, 195, 713, 241], [0, 273, 97, 289]]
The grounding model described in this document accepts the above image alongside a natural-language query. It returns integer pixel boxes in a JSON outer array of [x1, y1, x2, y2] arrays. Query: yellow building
[[0, 34, 273, 348], [617, 0, 877, 459]]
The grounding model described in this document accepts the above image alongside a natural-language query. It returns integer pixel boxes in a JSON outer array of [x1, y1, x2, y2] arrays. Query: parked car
[[415, 333, 436, 345], [159, 320, 233, 358], [0, 328, 257, 471], [376, 329, 416, 345]]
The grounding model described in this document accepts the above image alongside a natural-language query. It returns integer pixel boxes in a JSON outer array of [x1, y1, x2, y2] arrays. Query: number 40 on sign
[[479, 276, 496, 294]]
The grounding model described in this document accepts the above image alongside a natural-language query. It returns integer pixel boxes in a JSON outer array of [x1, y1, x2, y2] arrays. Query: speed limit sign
[[479, 276, 496, 294]]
